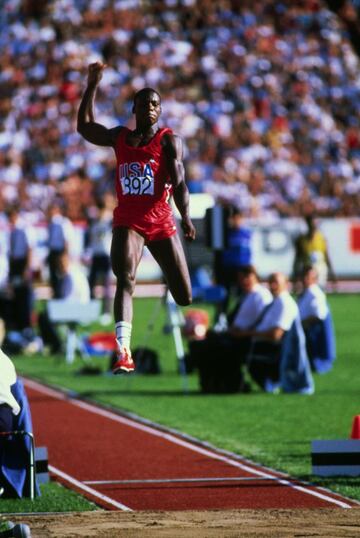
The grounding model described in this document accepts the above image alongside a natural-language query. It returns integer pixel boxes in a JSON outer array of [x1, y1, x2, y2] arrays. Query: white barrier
[[251, 218, 360, 279], [1, 197, 360, 280]]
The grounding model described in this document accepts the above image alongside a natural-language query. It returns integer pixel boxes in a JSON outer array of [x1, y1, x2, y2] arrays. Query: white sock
[[115, 321, 132, 351]]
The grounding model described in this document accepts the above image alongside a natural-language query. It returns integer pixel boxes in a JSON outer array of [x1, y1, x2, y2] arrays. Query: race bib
[[119, 162, 154, 196]]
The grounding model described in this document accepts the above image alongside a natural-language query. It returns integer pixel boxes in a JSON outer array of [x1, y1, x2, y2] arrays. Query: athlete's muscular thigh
[[147, 234, 192, 306], [111, 227, 144, 290]]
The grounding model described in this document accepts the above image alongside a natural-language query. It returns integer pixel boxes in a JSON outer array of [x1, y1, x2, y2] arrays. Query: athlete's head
[[132, 88, 161, 125]]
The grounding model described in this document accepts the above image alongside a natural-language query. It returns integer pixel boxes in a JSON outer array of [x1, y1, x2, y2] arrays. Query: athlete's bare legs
[[147, 234, 192, 306], [111, 227, 145, 323], [110, 227, 192, 373]]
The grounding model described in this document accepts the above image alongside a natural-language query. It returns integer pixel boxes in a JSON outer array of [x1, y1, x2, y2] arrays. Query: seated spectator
[[191, 265, 272, 393], [0, 348, 20, 432], [0, 348, 38, 498], [248, 272, 314, 394], [297, 266, 336, 374], [38, 251, 90, 354]]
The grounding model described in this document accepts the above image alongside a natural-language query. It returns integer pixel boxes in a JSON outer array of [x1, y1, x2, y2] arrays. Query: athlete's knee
[[116, 270, 136, 295], [178, 296, 192, 307], [172, 289, 192, 307]]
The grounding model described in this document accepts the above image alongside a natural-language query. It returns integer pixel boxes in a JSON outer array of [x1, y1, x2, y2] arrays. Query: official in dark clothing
[[7, 206, 34, 332]]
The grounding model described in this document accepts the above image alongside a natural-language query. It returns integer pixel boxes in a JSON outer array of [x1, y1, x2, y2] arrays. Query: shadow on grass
[[77, 389, 230, 397], [298, 475, 360, 487]]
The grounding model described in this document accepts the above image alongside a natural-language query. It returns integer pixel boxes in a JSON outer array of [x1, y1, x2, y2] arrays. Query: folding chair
[[47, 300, 101, 364], [0, 430, 35, 500]]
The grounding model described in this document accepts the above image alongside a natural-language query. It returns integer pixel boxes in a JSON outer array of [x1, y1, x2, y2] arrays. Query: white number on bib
[[121, 175, 154, 195]]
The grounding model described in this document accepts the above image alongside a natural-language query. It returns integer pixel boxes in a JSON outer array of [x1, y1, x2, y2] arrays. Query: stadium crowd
[[1, 0, 360, 229]]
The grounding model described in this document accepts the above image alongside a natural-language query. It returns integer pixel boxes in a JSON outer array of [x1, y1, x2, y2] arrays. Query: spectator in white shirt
[[297, 266, 335, 373], [192, 265, 272, 393], [297, 266, 329, 328], [0, 348, 20, 496], [0, 348, 20, 431], [0, 348, 39, 498], [229, 265, 273, 339], [248, 272, 300, 390]]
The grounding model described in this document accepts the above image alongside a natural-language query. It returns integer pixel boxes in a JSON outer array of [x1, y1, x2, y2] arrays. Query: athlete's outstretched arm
[[77, 62, 120, 147], [163, 133, 196, 241]]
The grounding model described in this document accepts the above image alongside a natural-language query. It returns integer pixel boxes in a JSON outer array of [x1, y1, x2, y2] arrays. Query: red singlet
[[113, 127, 177, 242]]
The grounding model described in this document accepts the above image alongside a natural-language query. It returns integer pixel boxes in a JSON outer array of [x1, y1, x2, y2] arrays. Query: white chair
[[47, 300, 101, 364]]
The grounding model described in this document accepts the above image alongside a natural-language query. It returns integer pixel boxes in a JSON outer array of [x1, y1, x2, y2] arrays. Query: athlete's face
[[133, 91, 161, 126]]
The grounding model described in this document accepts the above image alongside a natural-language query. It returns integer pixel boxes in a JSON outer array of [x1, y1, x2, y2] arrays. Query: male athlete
[[77, 62, 196, 374]]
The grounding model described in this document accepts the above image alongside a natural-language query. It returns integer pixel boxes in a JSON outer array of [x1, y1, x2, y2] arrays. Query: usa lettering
[[119, 161, 154, 195]]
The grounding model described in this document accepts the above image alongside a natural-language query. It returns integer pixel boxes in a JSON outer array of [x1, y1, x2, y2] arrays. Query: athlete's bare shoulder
[[161, 131, 183, 160], [108, 125, 125, 147]]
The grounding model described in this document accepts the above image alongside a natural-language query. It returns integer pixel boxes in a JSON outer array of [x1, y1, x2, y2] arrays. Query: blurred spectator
[[292, 215, 336, 289], [297, 265, 336, 373], [215, 206, 254, 316], [0, 348, 39, 498], [47, 203, 75, 297], [326, 0, 360, 57], [191, 264, 272, 393], [6, 205, 35, 334], [248, 272, 314, 394], [85, 198, 112, 322], [0, 348, 20, 433]]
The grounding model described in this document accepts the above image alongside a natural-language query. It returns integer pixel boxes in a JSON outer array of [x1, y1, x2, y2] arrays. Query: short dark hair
[[237, 264, 259, 279], [133, 87, 161, 105], [302, 265, 317, 277]]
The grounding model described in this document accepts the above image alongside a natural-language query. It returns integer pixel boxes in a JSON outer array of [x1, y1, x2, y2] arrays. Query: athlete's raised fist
[[87, 62, 107, 86]]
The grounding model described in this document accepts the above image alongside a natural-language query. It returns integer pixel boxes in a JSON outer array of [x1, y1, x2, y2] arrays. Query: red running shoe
[[112, 346, 135, 374]]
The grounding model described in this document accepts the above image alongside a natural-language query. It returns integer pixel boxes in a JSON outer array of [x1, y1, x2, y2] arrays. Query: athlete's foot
[[112, 346, 135, 374]]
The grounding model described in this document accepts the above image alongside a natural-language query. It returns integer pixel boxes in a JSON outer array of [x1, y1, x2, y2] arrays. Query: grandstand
[[0, 0, 360, 287], [1, 0, 360, 221]]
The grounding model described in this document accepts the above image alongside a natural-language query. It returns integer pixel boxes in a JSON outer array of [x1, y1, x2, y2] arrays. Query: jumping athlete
[[77, 62, 196, 374]]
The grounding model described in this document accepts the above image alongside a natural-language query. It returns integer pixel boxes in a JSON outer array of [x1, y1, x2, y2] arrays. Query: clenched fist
[[87, 62, 107, 86]]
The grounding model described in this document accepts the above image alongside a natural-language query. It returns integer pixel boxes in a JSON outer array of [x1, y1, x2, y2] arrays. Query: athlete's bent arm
[[77, 62, 120, 147], [163, 133, 196, 241]]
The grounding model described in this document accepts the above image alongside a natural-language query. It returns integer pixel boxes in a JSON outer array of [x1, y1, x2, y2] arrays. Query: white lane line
[[25, 378, 354, 509], [49, 465, 132, 511], [84, 476, 277, 485]]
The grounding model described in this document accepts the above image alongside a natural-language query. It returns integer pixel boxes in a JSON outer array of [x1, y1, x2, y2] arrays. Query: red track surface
[[25, 378, 358, 512]]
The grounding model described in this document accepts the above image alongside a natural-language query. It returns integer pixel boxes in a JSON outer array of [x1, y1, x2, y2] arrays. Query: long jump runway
[[24, 378, 358, 512]]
